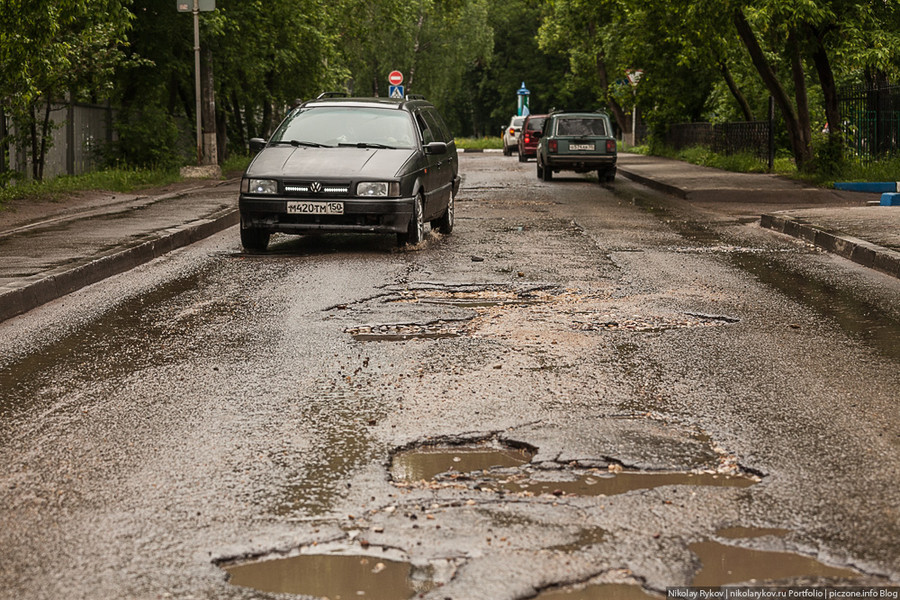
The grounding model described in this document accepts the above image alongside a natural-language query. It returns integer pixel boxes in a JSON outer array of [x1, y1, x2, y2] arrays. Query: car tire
[[503, 145, 511, 157], [431, 190, 454, 235], [536, 160, 543, 179], [240, 221, 270, 251], [518, 150, 526, 162], [540, 159, 553, 181], [398, 193, 425, 247]]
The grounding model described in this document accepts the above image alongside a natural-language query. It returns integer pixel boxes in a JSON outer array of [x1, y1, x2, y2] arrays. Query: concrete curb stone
[[0, 208, 238, 323], [760, 214, 900, 279]]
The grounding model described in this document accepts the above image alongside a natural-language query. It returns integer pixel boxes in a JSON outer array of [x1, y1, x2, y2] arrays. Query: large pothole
[[221, 548, 446, 598], [389, 438, 759, 498]]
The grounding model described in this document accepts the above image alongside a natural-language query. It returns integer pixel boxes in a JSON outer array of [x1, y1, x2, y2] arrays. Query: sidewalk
[[0, 154, 897, 324], [617, 153, 900, 279], [0, 178, 240, 323]]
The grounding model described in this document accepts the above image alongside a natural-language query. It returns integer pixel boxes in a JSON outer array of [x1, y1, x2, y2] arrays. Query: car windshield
[[556, 117, 608, 137], [526, 118, 545, 131], [271, 106, 417, 149], [512, 117, 525, 127]]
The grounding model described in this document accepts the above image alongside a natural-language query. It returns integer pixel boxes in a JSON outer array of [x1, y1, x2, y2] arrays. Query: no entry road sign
[[388, 71, 403, 86]]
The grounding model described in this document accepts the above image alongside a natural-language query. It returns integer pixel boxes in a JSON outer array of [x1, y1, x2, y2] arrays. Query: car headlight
[[247, 178, 278, 194], [357, 182, 391, 197]]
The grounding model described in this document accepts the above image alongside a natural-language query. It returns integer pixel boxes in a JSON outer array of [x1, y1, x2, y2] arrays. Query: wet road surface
[[1, 154, 899, 599]]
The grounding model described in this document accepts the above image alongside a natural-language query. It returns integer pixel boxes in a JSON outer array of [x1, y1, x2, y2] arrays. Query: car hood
[[246, 146, 416, 180]]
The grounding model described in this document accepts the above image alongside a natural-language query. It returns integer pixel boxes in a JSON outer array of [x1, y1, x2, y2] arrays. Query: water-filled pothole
[[223, 552, 437, 598], [345, 319, 469, 341], [691, 534, 860, 585], [503, 470, 756, 497], [391, 442, 535, 481], [390, 443, 759, 497], [533, 582, 662, 600]]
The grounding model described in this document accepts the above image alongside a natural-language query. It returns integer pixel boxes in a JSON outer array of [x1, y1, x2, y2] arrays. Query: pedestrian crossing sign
[[389, 85, 404, 99]]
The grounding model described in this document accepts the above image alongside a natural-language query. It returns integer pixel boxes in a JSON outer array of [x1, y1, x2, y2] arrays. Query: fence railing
[[1, 102, 117, 182], [838, 83, 900, 162], [665, 121, 772, 164]]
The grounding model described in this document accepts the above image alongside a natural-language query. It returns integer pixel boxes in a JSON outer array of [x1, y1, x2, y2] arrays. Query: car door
[[414, 109, 448, 219]]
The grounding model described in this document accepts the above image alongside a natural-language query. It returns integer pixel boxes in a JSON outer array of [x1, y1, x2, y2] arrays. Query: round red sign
[[388, 70, 403, 86]]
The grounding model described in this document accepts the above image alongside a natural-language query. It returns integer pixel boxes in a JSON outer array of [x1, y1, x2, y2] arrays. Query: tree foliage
[[6, 0, 900, 176], [0, 0, 133, 179]]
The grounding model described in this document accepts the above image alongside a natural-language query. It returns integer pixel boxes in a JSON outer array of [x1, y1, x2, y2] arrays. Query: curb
[[760, 214, 900, 279], [617, 168, 688, 199], [0, 209, 239, 324]]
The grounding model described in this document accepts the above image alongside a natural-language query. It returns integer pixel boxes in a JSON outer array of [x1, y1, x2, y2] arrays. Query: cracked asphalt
[[0, 154, 898, 599]]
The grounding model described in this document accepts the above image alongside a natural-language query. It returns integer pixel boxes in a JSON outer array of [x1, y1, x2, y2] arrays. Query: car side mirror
[[249, 138, 267, 153], [424, 141, 448, 155]]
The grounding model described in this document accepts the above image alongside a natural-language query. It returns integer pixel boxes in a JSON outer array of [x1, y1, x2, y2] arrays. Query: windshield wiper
[[338, 142, 398, 149], [271, 139, 330, 148]]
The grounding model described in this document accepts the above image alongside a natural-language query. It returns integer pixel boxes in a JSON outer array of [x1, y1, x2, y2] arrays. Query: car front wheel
[[240, 221, 270, 251], [398, 193, 425, 246]]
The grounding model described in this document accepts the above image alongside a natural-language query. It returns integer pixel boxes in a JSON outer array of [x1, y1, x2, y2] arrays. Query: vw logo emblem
[[309, 182, 323, 194]]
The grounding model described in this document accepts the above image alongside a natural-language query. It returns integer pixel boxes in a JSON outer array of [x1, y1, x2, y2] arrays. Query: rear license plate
[[287, 201, 344, 215], [570, 143, 595, 151]]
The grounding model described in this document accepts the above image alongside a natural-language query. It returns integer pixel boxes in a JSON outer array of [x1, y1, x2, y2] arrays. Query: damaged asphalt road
[[0, 154, 899, 599]]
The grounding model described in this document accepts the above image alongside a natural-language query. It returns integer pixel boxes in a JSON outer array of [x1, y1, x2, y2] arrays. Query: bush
[[108, 106, 188, 169]]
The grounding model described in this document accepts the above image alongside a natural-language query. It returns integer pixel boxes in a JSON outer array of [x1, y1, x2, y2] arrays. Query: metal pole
[[193, 0, 202, 164], [768, 96, 775, 172]]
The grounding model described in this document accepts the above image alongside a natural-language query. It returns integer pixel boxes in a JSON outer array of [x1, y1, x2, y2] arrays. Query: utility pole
[[193, 0, 202, 164], [177, 0, 219, 176]]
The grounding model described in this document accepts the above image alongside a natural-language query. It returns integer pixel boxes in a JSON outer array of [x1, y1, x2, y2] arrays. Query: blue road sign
[[389, 85, 404, 99]]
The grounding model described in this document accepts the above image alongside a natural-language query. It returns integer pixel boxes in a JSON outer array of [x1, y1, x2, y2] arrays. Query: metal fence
[[2, 102, 116, 182], [665, 121, 771, 163], [838, 83, 900, 162]]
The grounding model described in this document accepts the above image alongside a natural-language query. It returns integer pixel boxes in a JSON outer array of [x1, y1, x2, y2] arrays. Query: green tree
[[0, 0, 133, 180]]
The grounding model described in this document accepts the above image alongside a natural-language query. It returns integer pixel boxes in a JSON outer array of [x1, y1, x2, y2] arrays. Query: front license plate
[[287, 201, 344, 215], [570, 143, 595, 151]]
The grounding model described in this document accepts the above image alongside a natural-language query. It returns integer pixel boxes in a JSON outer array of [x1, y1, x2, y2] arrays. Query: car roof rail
[[316, 91, 350, 99], [405, 93, 426, 101]]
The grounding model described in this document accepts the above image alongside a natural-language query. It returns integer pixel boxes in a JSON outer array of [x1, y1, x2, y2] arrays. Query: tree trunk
[[38, 99, 53, 181], [733, 8, 811, 171], [29, 105, 39, 180], [719, 60, 754, 121], [811, 32, 841, 138], [200, 45, 217, 165], [595, 53, 628, 134], [230, 91, 245, 150], [788, 32, 813, 170]]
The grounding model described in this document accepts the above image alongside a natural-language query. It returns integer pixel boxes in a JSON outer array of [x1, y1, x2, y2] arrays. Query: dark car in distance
[[238, 93, 460, 251], [517, 114, 547, 162], [535, 111, 617, 183]]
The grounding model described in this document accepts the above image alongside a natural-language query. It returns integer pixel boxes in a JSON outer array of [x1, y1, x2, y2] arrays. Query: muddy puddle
[[390, 442, 535, 482], [390, 444, 758, 496], [691, 527, 859, 585], [533, 582, 661, 600], [223, 553, 436, 598]]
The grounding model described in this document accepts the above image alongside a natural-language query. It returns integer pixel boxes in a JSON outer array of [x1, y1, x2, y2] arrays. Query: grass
[[0, 155, 257, 211], [0, 166, 183, 209], [455, 136, 503, 150], [620, 143, 890, 187]]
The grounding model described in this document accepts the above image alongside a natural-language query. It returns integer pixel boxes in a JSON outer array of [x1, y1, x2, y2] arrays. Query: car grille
[[283, 181, 351, 196]]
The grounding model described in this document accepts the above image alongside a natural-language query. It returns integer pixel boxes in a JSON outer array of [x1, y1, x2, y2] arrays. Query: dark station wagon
[[239, 93, 460, 251], [535, 111, 617, 183]]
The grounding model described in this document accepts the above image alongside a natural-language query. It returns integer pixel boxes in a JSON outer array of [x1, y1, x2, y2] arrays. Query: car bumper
[[239, 195, 414, 235], [546, 155, 617, 172]]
